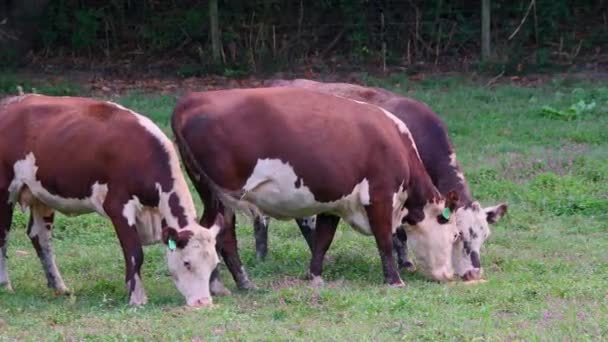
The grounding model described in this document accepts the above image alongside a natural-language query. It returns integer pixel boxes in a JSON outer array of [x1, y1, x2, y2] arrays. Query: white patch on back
[[448, 153, 466, 183], [332, 95, 421, 160], [240, 158, 408, 236], [7, 153, 109, 216]]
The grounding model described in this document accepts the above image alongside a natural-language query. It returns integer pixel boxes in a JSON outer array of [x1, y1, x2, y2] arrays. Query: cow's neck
[[407, 163, 443, 209], [433, 154, 473, 207], [158, 177, 198, 229]]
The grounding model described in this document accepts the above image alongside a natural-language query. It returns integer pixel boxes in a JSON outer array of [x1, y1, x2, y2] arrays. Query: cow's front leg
[[27, 203, 69, 294], [103, 195, 147, 306], [295, 216, 316, 253], [216, 209, 255, 290], [307, 214, 339, 286], [0, 188, 14, 292], [367, 201, 404, 286], [393, 227, 416, 272], [253, 215, 269, 261]]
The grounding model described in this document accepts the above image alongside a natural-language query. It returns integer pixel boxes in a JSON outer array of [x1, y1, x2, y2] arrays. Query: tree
[[481, 0, 491, 61]]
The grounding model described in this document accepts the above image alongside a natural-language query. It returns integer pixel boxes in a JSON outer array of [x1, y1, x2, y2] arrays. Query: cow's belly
[[240, 158, 374, 233], [7, 153, 108, 216]]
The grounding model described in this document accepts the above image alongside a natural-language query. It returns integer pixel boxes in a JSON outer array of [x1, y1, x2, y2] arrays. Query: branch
[[508, 0, 535, 41]]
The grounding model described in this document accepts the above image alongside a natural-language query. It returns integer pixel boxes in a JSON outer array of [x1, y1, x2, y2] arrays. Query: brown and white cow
[[257, 79, 508, 281], [0, 94, 222, 307], [172, 87, 462, 289]]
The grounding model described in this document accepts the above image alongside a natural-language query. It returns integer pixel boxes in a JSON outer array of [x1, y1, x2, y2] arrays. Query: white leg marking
[[128, 273, 148, 306], [0, 241, 12, 292], [29, 205, 69, 293]]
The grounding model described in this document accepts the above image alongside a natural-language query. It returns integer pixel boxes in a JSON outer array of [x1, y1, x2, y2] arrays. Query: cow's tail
[[171, 112, 262, 223]]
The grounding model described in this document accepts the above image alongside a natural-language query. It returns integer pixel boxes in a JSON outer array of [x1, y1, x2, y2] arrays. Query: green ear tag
[[168, 239, 177, 251], [442, 207, 451, 220]]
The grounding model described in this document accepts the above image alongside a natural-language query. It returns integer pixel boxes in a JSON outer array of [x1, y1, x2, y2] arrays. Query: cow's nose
[[188, 297, 213, 308], [431, 269, 454, 282], [461, 268, 482, 282]]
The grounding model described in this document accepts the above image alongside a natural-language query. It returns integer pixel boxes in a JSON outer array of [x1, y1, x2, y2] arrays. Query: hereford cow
[[257, 79, 508, 281], [0, 94, 222, 307], [172, 87, 462, 290]]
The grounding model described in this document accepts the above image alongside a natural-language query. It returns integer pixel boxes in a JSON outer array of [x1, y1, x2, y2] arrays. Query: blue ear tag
[[168, 239, 177, 251], [442, 207, 451, 220]]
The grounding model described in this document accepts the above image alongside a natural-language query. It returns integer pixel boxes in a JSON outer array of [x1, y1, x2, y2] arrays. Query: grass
[[1, 75, 607, 340]]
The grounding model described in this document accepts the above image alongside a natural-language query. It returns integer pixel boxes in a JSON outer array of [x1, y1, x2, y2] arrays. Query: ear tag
[[168, 239, 177, 251], [442, 208, 451, 220]]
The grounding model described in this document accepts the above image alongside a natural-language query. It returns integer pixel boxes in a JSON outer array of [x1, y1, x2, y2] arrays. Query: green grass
[[1, 76, 607, 340]]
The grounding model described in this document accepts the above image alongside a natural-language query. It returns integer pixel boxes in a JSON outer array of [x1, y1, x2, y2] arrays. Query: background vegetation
[[0, 74, 606, 340], [1, 0, 606, 76]]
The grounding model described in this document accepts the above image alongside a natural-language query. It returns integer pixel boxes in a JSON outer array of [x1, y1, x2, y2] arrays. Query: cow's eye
[[183, 261, 192, 270]]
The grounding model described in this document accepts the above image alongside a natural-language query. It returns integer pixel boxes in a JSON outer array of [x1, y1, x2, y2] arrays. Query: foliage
[[1, 76, 607, 340], [1, 0, 605, 73]]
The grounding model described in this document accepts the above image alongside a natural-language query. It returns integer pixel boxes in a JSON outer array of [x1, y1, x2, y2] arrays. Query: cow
[[171, 87, 463, 291], [255, 79, 508, 281], [0, 94, 223, 307]]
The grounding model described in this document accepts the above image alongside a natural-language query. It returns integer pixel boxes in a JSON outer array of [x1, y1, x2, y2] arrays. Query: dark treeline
[[0, 0, 606, 75]]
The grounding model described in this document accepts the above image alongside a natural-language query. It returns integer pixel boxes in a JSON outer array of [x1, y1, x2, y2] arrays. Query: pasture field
[[1, 75, 607, 341]]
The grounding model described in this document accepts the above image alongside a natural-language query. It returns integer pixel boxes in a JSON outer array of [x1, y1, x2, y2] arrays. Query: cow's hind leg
[[27, 203, 69, 294], [367, 201, 404, 286], [0, 188, 14, 292], [103, 193, 147, 306], [253, 215, 269, 261], [307, 214, 340, 286], [393, 227, 416, 272]]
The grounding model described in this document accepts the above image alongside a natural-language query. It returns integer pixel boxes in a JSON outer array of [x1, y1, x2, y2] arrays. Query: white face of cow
[[405, 201, 459, 282], [164, 216, 222, 307], [452, 202, 507, 281]]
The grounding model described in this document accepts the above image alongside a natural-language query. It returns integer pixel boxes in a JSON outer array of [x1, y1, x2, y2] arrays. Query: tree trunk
[[0, 0, 51, 65], [209, 0, 221, 63], [481, 0, 491, 61]]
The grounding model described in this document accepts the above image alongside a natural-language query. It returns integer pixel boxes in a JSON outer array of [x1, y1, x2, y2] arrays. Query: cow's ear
[[208, 213, 225, 238], [485, 203, 508, 224], [162, 227, 193, 250]]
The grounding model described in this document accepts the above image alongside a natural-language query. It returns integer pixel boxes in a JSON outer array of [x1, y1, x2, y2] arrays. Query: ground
[[0, 73, 607, 340]]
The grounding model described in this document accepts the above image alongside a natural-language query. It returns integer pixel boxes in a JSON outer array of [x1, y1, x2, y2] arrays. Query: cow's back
[[267, 80, 467, 200], [173, 88, 414, 206], [0, 94, 173, 206]]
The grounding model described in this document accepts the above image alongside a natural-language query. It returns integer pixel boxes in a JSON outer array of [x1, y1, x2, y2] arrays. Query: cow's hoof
[[210, 279, 232, 296], [400, 261, 417, 273], [129, 297, 148, 306], [53, 288, 71, 296], [310, 275, 324, 288], [388, 280, 406, 288], [255, 252, 267, 262], [237, 280, 257, 291]]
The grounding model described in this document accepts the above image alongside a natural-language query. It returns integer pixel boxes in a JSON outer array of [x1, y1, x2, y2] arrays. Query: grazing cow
[[0, 94, 222, 307], [258, 79, 508, 281], [172, 87, 462, 290]]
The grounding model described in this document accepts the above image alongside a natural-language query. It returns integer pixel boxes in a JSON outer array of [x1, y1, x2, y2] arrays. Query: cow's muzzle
[[187, 297, 213, 308], [461, 268, 482, 282]]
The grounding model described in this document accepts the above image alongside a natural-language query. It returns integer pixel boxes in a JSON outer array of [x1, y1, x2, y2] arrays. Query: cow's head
[[162, 214, 223, 307], [452, 202, 507, 281], [404, 191, 460, 282]]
